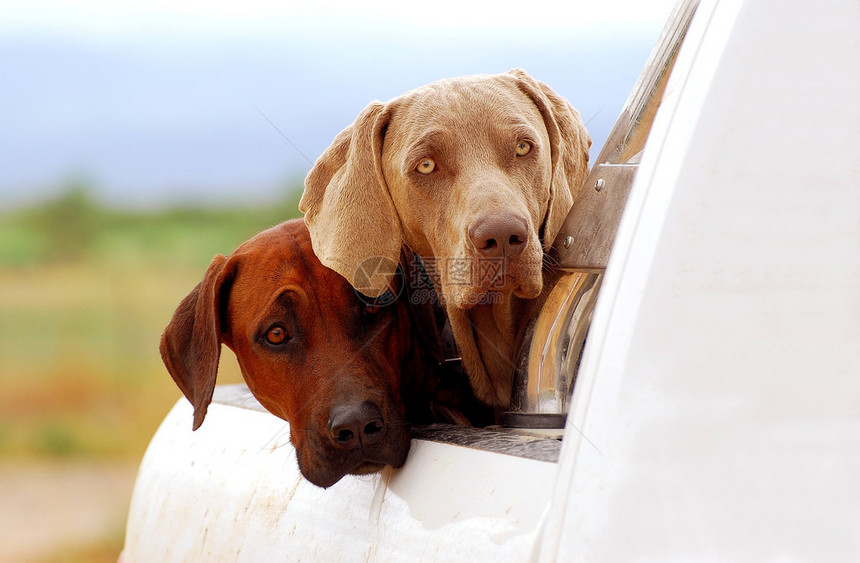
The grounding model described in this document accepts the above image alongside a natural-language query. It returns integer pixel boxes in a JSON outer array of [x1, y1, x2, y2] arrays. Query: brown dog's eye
[[515, 141, 531, 156], [265, 325, 289, 345], [416, 158, 436, 174]]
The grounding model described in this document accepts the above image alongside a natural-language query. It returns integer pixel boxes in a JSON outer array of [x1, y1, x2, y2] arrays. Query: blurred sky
[[0, 0, 677, 208]]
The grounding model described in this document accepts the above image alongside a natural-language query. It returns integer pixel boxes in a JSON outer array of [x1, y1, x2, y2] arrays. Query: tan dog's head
[[300, 69, 590, 308], [160, 219, 413, 488]]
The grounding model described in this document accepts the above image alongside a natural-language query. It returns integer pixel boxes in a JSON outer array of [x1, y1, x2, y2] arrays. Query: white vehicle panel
[[545, 0, 860, 559]]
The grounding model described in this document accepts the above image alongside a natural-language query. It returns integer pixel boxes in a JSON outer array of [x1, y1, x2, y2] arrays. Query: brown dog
[[299, 69, 591, 406], [160, 219, 484, 488]]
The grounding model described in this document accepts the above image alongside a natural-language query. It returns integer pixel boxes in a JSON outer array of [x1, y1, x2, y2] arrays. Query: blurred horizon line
[[1, 172, 309, 212]]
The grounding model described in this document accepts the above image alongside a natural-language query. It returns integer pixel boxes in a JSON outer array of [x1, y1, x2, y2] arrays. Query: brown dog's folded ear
[[299, 102, 402, 298], [509, 68, 592, 250], [160, 254, 236, 430]]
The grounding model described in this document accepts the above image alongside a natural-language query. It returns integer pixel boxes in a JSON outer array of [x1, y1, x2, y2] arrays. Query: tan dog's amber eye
[[516, 141, 531, 156], [265, 326, 288, 345], [416, 158, 436, 174]]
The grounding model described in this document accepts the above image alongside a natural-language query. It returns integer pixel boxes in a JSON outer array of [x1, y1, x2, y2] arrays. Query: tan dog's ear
[[509, 68, 592, 250], [299, 102, 402, 298], [160, 254, 236, 430]]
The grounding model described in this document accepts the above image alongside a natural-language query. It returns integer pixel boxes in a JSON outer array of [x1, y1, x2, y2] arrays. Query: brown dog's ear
[[160, 254, 236, 430], [299, 102, 402, 298], [509, 68, 592, 250]]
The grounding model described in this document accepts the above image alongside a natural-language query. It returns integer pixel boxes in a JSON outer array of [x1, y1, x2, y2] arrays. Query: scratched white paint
[[124, 398, 556, 562]]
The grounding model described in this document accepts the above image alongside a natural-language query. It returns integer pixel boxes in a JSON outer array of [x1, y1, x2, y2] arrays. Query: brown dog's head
[[300, 69, 590, 309], [160, 219, 413, 488]]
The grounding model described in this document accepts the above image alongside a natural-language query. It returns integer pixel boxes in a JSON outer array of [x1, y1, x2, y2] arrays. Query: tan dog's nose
[[469, 214, 528, 258], [328, 401, 385, 449]]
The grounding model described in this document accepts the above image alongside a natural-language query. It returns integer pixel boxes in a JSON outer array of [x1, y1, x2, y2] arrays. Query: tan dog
[[299, 69, 590, 406], [160, 219, 486, 488]]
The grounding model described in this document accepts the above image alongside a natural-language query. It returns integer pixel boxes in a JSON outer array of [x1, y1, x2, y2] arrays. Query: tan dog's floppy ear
[[299, 102, 402, 298], [509, 68, 592, 250], [160, 254, 236, 430]]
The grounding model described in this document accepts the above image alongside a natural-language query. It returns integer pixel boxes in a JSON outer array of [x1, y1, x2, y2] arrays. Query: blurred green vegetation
[[0, 184, 303, 461], [0, 183, 303, 270]]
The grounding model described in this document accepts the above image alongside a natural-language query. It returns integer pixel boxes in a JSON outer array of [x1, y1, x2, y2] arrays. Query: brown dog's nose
[[469, 214, 528, 258], [328, 401, 385, 449]]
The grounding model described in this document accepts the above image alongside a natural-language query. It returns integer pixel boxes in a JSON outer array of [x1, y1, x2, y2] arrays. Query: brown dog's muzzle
[[298, 391, 410, 489]]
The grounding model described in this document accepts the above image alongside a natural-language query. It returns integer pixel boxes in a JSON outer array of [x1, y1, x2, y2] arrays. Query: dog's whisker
[[254, 105, 314, 166], [585, 106, 604, 127], [235, 390, 259, 408], [542, 253, 561, 275], [542, 251, 560, 267], [257, 421, 292, 455]]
